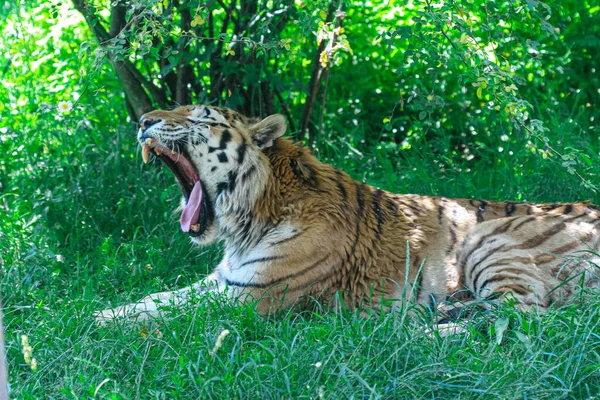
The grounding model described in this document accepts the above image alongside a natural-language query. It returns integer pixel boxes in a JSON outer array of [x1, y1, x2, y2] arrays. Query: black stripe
[[438, 201, 445, 225], [216, 182, 227, 195], [445, 205, 459, 255], [269, 230, 304, 246], [255, 223, 276, 246], [226, 255, 328, 288], [220, 130, 232, 148], [467, 241, 508, 283], [240, 213, 254, 241], [446, 225, 457, 255], [386, 198, 398, 218], [478, 201, 488, 222], [335, 170, 347, 203], [302, 161, 318, 187], [413, 255, 421, 270], [512, 222, 566, 250], [161, 126, 186, 132], [398, 199, 421, 215], [541, 203, 561, 212], [207, 122, 230, 128], [227, 171, 238, 193], [526, 206, 533, 215], [413, 255, 428, 306], [238, 255, 286, 269], [512, 216, 537, 231], [241, 165, 257, 184], [548, 237, 589, 256], [504, 202, 516, 216], [474, 267, 537, 295], [483, 283, 531, 298], [208, 130, 233, 153], [372, 189, 385, 239], [290, 159, 305, 181], [217, 152, 228, 163], [282, 263, 341, 295], [564, 212, 588, 222], [470, 200, 487, 223], [236, 139, 247, 164], [563, 204, 573, 214], [351, 182, 365, 255]]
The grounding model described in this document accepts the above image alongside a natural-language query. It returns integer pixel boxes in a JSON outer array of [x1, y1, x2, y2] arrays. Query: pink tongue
[[180, 181, 203, 232]]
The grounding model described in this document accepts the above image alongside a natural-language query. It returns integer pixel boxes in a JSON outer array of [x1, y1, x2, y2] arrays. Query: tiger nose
[[139, 116, 161, 132]]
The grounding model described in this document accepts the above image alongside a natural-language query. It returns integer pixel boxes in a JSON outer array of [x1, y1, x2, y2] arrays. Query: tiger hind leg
[[457, 213, 600, 311]]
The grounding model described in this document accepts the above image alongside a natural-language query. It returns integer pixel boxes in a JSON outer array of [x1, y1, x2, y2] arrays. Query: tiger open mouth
[[141, 139, 214, 237]]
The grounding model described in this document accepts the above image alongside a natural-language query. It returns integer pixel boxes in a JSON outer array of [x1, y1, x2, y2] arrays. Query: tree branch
[[72, 0, 154, 120], [210, 0, 237, 102], [176, 4, 194, 105], [274, 87, 297, 134], [109, 0, 127, 38], [298, 5, 335, 142], [72, 0, 110, 42], [315, 66, 331, 148], [260, 80, 275, 115]]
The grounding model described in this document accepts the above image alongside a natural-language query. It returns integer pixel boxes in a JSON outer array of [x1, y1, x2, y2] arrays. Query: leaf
[[418, 111, 427, 120], [319, 51, 329, 68], [580, 154, 593, 167], [139, 326, 149, 338], [476, 87, 483, 99], [320, 10, 327, 20], [382, 117, 390, 124], [515, 332, 533, 351], [495, 317, 510, 345], [191, 15, 204, 27]]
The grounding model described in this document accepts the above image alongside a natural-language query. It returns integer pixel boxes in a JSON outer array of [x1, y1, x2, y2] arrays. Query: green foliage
[[1, 0, 600, 397]]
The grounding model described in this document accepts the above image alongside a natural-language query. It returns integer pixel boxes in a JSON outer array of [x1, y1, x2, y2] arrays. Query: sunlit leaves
[[319, 50, 329, 68], [191, 15, 205, 27]]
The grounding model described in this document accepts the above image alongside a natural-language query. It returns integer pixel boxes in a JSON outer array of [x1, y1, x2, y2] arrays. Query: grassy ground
[[2, 5, 600, 398], [2, 95, 600, 399]]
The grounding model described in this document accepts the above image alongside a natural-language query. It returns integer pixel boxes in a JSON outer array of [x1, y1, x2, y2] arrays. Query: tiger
[[96, 105, 600, 322]]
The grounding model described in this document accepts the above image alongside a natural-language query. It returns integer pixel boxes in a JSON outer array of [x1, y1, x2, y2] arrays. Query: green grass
[[2, 2, 600, 397], [2, 99, 600, 399], [2, 14, 600, 395]]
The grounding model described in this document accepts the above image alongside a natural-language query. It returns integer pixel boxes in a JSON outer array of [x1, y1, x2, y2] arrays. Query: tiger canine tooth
[[142, 145, 151, 163], [154, 148, 162, 156], [190, 224, 200, 232]]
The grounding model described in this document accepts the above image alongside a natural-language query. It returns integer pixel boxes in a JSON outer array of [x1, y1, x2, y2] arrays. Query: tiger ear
[[249, 114, 287, 148]]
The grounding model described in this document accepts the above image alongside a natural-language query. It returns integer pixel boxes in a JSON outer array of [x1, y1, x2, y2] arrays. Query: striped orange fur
[[96, 106, 600, 322]]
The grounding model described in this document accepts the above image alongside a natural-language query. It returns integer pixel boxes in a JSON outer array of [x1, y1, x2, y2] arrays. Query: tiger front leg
[[95, 274, 221, 324]]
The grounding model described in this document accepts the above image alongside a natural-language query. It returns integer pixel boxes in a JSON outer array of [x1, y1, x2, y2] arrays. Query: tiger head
[[137, 105, 287, 245]]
